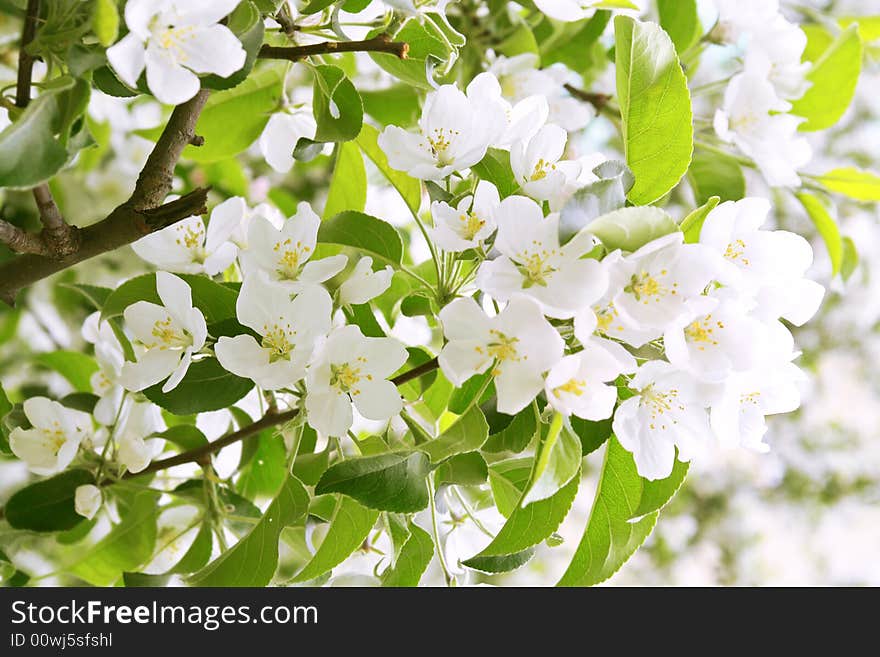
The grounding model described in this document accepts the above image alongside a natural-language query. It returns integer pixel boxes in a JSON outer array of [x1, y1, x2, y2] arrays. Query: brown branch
[[0, 91, 211, 305], [0, 217, 46, 255], [391, 356, 439, 386], [15, 0, 39, 108], [32, 184, 80, 256], [119, 358, 442, 481], [563, 83, 612, 113], [258, 34, 409, 62]]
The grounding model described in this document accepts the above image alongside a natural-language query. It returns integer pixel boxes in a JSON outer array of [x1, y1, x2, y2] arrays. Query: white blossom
[[429, 180, 500, 252], [119, 272, 208, 393], [476, 195, 607, 318], [438, 295, 564, 414], [259, 111, 318, 174], [107, 0, 246, 105], [305, 326, 408, 438], [9, 398, 92, 475], [338, 257, 394, 306], [74, 484, 102, 520], [215, 274, 332, 390]]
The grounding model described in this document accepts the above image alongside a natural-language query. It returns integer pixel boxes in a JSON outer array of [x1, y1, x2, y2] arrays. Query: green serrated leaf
[[381, 521, 433, 586], [5, 469, 95, 532], [316, 452, 430, 512], [318, 211, 403, 265], [420, 407, 489, 463], [615, 16, 694, 204]]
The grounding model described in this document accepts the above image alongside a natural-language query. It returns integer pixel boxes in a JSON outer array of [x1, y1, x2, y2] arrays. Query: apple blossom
[[378, 74, 507, 180], [510, 124, 581, 207], [613, 361, 711, 480], [74, 484, 102, 520], [259, 111, 318, 174], [239, 201, 347, 289], [429, 180, 500, 252], [82, 312, 126, 426], [544, 345, 628, 421], [698, 198, 825, 325], [475, 196, 607, 318], [714, 72, 811, 187], [132, 197, 243, 276], [305, 325, 409, 437], [115, 401, 166, 474], [215, 274, 332, 390], [438, 295, 564, 414], [119, 272, 208, 393], [338, 257, 394, 307], [9, 397, 92, 475], [106, 0, 246, 106]]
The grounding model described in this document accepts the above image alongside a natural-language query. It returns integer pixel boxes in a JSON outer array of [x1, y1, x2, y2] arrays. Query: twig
[[258, 34, 409, 62], [0, 91, 211, 305], [0, 218, 46, 255], [32, 184, 80, 256], [563, 83, 612, 113], [116, 358, 442, 480], [15, 0, 39, 109]]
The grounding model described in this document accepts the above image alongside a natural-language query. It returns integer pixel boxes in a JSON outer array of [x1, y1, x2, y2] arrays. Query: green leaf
[[587, 206, 678, 252], [839, 16, 880, 43], [323, 142, 366, 219], [657, 0, 700, 54], [166, 523, 213, 574], [841, 236, 859, 282], [102, 273, 238, 323], [521, 415, 581, 506], [488, 457, 533, 518], [312, 65, 363, 143], [370, 19, 452, 90], [318, 211, 403, 265], [179, 64, 285, 162], [0, 384, 11, 453], [680, 195, 720, 244], [356, 123, 422, 214], [435, 452, 488, 486], [569, 416, 612, 455], [0, 79, 89, 188], [361, 85, 421, 127], [818, 167, 880, 201], [559, 160, 633, 244], [558, 438, 667, 586], [154, 425, 209, 452], [59, 392, 99, 413], [292, 495, 379, 582], [190, 476, 309, 586], [5, 469, 95, 532], [472, 149, 518, 198], [797, 192, 843, 276], [34, 351, 98, 393], [466, 467, 580, 563], [483, 407, 537, 453], [447, 371, 492, 414], [541, 11, 611, 72], [315, 452, 430, 513], [462, 548, 535, 574], [144, 358, 254, 416], [688, 150, 745, 205], [91, 0, 119, 47], [791, 25, 862, 132], [237, 432, 288, 500], [381, 521, 433, 586], [70, 491, 159, 586], [419, 407, 489, 464], [615, 16, 694, 204], [632, 457, 688, 518], [62, 283, 112, 310]]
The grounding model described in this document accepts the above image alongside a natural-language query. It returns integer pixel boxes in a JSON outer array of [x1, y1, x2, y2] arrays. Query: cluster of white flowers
[[710, 0, 812, 187]]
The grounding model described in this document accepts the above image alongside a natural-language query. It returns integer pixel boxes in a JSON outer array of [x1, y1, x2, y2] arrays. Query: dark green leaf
[[381, 521, 433, 586], [144, 358, 254, 416], [318, 211, 403, 265], [316, 451, 431, 513], [312, 65, 363, 142], [5, 469, 95, 532], [419, 407, 489, 464], [462, 547, 535, 574]]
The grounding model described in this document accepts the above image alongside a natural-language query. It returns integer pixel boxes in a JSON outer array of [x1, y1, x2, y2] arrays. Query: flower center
[[150, 316, 191, 349], [330, 357, 372, 394], [625, 270, 677, 303], [684, 314, 724, 351], [740, 391, 761, 406], [723, 239, 750, 265], [529, 158, 556, 182], [175, 224, 206, 262], [273, 238, 311, 280], [261, 321, 295, 362], [154, 24, 197, 63], [554, 378, 587, 397], [517, 246, 558, 288], [426, 128, 459, 166], [458, 211, 486, 241], [640, 384, 685, 431], [475, 329, 521, 376]]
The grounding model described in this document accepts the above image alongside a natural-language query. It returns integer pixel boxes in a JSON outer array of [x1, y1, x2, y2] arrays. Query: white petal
[[106, 32, 146, 89], [118, 349, 181, 391], [306, 388, 353, 438], [144, 45, 200, 105], [352, 380, 403, 421], [177, 25, 246, 78]]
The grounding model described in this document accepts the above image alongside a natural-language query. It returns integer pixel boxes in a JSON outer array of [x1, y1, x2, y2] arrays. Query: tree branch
[[563, 83, 612, 113], [0, 90, 211, 305], [258, 34, 409, 62], [119, 357, 442, 481], [32, 184, 80, 256], [0, 217, 47, 255], [15, 0, 39, 109]]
